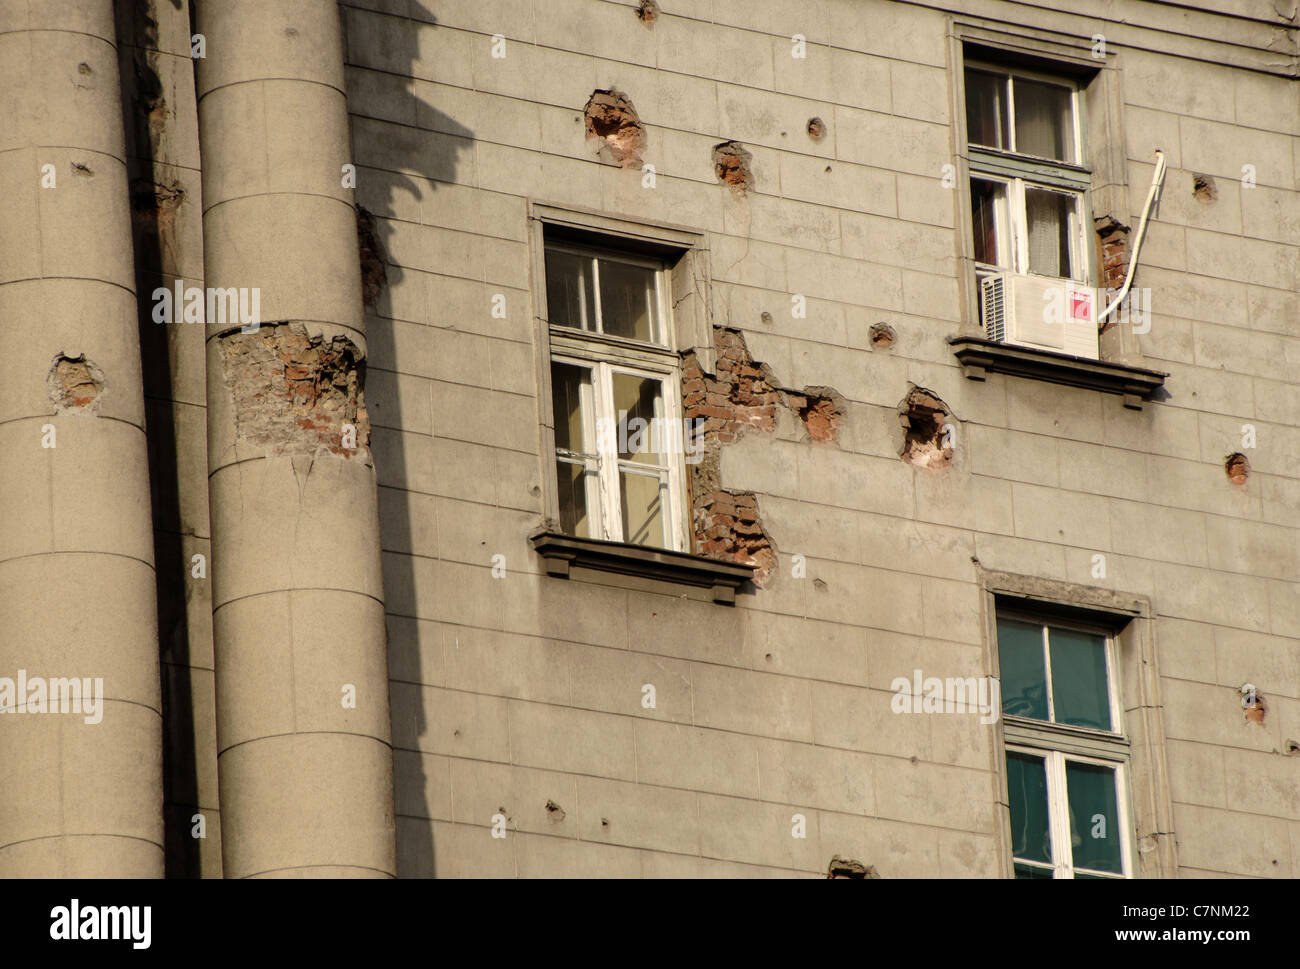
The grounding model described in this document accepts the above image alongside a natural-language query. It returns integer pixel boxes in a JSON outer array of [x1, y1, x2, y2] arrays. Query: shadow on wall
[[348, 1, 475, 878], [117, 0, 205, 878]]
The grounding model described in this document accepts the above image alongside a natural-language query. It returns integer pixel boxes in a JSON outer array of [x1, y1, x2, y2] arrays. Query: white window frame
[[966, 61, 1093, 288], [997, 611, 1134, 880], [965, 62, 1084, 164], [544, 241, 671, 345], [1006, 745, 1133, 879], [544, 238, 690, 553]]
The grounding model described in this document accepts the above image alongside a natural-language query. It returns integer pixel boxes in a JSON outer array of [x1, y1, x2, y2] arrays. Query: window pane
[[552, 363, 596, 539], [965, 69, 1008, 150], [551, 362, 591, 455], [1014, 862, 1055, 879], [998, 618, 1048, 721], [545, 249, 595, 330], [1014, 77, 1074, 162], [1067, 761, 1123, 874], [1049, 628, 1111, 730], [613, 372, 663, 466], [971, 178, 1006, 267], [598, 258, 658, 343], [620, 469, 666, 548], [556, 459, 594, 538], [1006, 752, 1052, 865], [1025, 188, 1074, 279]]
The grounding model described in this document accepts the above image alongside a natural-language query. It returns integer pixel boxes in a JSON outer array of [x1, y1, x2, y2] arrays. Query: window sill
[[949, 336, 1167, 409], [528, 530, 755, 604]]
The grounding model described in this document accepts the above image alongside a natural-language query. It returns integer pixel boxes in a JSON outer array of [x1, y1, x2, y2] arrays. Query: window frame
[[965, 60, 1094, 289], [543, 240, 672, 345], [997, 610, 1123, 737], [949, 31, 1167, 403], [965, 60, 1086, 170], [548, 352, 688, 552], [997, 612, 1135, 880], [1005, 745, 1134, 879], [534, 217, 695, 555]]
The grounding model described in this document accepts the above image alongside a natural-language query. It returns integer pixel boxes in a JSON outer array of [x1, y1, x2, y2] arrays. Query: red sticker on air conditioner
[[1069, 287, 1094, 321]]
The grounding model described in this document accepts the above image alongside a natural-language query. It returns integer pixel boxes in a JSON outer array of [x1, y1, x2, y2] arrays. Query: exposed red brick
[[713, 141, 753, 192], [1094, 215, 1131, 334], [899, 386, 954, 469], [682, 328, 843, 585], [48, 354, 106, 413], [584, 90, 645, 168], [219, 323, 370, 459], [1225, 452, 1249, 485]]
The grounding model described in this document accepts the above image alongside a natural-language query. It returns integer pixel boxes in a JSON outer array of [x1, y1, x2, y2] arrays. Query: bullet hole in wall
[[870, 322, 896, 350], [806, 117, 826, 142], [1225, 452, 1249, 484], [760, 311, 774, 326], [827, 856, 880, 878], [788, 388, 842, 443], [713, 141, 753, 192], [635, 0, 659, 26], [1242, 686, 1265, 725], [899, 387, 954, 469], [545, 800, 566, 821], [1192, 173, 1217, 203], [49, 354, 106, 413], [584, 90, 645, 168]]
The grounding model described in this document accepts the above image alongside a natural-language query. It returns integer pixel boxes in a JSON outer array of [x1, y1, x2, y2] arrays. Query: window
[[543, 238, 689, 552], [996, 612, 1132, 879], [951, 44, 1167, 405], [965, 63, 1090, 288]]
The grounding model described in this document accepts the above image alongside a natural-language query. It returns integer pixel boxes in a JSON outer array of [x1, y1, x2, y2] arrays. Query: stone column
[[194, 0, 395, 877], [0, 1, 164, 875]]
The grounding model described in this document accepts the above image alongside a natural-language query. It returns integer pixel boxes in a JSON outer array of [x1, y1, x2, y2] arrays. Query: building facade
[[0, 0, 1296, 878]]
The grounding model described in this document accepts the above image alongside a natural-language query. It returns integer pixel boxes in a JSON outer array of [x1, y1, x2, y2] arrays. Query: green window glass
[[1007, 752, 1052, 874], [997, 618, 1048, 721], [997, 618, 1112, 731], [1067, 761, 1123, 874], [1050, 628, 1111, 730]]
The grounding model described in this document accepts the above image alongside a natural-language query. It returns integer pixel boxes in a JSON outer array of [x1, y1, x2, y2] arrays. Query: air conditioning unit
[[980, 273, 1098, 360]]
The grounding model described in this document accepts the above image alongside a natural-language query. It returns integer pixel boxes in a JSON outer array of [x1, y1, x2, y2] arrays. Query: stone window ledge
[[949, 336, 1167, 409], [529, 530, 754, 604]]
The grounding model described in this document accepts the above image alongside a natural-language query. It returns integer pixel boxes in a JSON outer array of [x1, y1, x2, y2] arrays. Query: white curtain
[[1026, 189, 1069, 278]]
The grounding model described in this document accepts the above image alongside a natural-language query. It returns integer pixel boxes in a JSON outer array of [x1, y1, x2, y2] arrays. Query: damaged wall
[[340, 0, 1298, 881], [218, 324, 370, 458], [684, 327, 843, 584]]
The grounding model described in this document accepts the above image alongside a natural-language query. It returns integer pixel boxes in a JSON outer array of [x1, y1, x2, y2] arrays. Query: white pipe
[[1097, 149, 1166, 325]]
